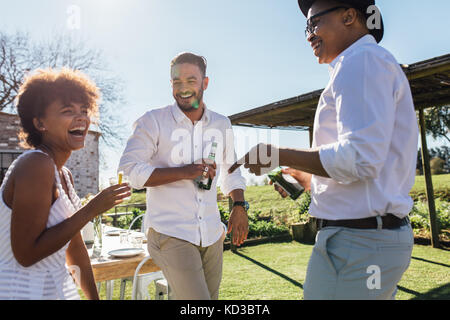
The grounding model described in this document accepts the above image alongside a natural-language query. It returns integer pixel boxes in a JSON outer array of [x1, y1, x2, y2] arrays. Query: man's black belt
[[317, 214, 409, 230]]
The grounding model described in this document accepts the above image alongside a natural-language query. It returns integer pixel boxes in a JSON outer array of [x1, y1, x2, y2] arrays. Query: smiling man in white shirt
[[229, 0, 418, 299], [118, 52, 248, 300]]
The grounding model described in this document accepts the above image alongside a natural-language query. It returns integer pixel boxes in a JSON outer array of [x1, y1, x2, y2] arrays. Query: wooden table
[[88, 226, 161, 299]]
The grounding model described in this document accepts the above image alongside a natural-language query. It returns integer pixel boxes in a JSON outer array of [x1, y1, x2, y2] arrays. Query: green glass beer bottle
[[196, 142, 217, 190], [268, 167, 304, 200]]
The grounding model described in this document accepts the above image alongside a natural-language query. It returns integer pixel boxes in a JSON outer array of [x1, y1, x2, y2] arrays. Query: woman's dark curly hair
[[15, 68, 100, 148]]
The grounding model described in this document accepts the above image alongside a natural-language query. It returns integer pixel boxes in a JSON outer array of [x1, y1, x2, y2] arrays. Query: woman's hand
[[85, 183, 131, 218], [269, 168, 312, 198]]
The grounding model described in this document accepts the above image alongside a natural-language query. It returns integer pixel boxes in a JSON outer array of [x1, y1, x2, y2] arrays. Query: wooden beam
[[418, 108, 440, 248], [414, 97, 450, 110], [230, 101, 318, 125], [406, 62, 450, 81]]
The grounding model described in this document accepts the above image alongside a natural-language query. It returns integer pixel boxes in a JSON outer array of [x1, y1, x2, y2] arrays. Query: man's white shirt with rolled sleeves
[[310, 35, 419, 221], [118, 103, 246, 247]]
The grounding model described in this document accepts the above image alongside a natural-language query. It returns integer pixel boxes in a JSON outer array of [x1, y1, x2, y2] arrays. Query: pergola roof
[[229, 54, 450, 131]]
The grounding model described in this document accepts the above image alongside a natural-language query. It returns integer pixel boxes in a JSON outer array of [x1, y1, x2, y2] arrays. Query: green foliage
[[219, 203, 230, 223], [219, 203, 289, 238], [430, 158, 445, 175], [417, 146, 450, 175], [116, 208, 143, 230], [409, 199, 450, 232], [423, 106, 450, 144], [297, 191, 311, 217], [247, 219, 289, 238]]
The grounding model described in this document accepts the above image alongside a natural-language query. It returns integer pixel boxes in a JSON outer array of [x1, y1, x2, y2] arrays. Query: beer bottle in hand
[[268, 167, 304, 200], [196, 142, 217, 190]]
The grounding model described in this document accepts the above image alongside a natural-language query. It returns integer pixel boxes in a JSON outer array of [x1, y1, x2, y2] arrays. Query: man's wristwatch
[[232, 201, 250, 212]]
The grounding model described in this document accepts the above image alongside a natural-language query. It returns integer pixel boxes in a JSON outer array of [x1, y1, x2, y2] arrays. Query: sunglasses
[[305, 6, 350, 37]]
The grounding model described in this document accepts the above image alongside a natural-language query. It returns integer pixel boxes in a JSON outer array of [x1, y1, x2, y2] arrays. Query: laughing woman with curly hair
[[0, 68, 131, 300]]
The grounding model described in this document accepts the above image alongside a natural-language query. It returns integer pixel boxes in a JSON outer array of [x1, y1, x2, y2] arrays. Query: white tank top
[[0, 149, 82, 300]]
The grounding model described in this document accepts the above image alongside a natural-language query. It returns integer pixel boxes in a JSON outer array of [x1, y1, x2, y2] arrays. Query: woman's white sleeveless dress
[[0, 150, 82, 300]]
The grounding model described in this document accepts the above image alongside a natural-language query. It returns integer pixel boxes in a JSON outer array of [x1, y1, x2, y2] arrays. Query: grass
[[87, 241, 450, 300], [410, 174, 450, 201], [221, 241, 450, 300]]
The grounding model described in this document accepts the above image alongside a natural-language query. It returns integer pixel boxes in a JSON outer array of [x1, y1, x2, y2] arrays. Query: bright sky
[[1, 0, 449, 186]]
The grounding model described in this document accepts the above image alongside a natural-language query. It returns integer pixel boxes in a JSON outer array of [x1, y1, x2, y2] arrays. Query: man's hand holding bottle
[[182, 160, 217, 180], [270, 168, 312, 199]]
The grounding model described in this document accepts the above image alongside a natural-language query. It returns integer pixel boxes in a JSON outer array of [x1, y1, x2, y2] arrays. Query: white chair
[[118, 213, 171, 300], [97, 214, 157, 300], [96, 281, 115, 300], [131, 255, 172, 300], [117, 213, 146, 298]]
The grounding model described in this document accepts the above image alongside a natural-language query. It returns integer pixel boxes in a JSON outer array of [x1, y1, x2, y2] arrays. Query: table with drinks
[[88, 225, 158, 278], [85, 224, 160, 300]]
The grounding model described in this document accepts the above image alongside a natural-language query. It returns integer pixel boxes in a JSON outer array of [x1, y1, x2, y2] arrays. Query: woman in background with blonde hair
[[0, 68, 131, 300]]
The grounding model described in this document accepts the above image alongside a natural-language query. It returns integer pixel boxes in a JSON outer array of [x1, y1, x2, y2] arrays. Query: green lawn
[[410, 174, 450, 200], [90, 241, 450, 300], [221, 242, 450, 300]]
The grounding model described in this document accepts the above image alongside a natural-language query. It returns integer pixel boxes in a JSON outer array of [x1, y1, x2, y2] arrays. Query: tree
[[430, 158, 445, 175], [423, 106, 450, 144], [430, 146, 450, 173], [0, 32, 30, 111], [417, 146, 450, 175], [0, 31, 126, 147]]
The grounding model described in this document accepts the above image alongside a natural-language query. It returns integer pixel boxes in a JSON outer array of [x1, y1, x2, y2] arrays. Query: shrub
[[430, 158, 445, 175], [219, 203, 289, 238], [219, 203, 230, 224], [409, 199, 450, 232], [247, 220, 289, 238], [297, 191, 311, 217], [116, 208, 144, 230]]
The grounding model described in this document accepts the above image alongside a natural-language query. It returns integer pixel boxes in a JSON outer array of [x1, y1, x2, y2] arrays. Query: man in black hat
[[229, 0, 418, 299]]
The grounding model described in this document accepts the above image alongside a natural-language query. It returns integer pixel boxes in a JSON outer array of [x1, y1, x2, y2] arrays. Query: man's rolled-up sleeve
[[218, 119, 246, 196], [118, 113, 159, 189], [319, 52, 397, 185]]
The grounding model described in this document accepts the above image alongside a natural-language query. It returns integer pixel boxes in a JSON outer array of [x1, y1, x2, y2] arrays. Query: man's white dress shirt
[[311, 35, 419, 220], [118, 103, 246, 247]]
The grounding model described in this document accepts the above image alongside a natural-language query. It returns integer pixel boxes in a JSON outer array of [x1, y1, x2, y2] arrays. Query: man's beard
[[174, 86, 204, 112]]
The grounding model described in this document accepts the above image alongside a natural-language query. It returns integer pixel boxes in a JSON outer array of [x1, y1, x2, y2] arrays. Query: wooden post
[[228, 196, 237, 253], [308, 126, 314, 147], [418, 108, 440, 248]]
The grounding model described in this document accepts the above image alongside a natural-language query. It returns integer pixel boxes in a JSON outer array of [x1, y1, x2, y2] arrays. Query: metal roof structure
[[229, 54, 450, 131]]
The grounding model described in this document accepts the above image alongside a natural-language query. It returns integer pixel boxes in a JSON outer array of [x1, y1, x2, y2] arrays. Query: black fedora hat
[[297, 0, 384, 43]]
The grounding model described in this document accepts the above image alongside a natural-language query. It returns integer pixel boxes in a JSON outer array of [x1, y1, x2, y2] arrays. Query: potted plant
[[290, 192, 317, 244]]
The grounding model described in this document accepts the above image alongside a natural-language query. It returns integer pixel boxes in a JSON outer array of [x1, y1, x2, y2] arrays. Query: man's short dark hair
[[171, 52, 207, 77]]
